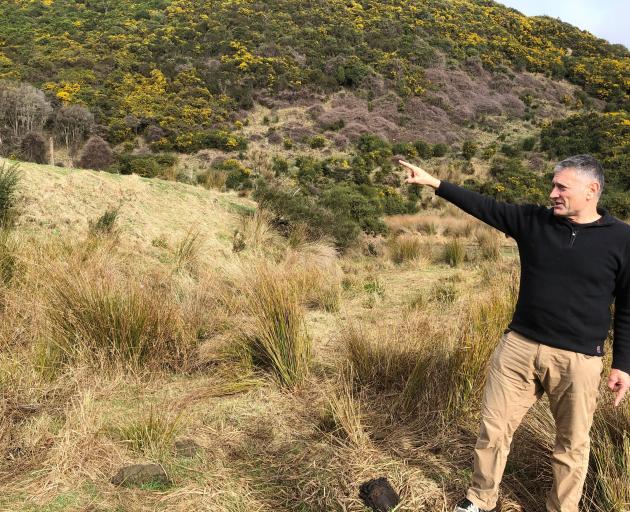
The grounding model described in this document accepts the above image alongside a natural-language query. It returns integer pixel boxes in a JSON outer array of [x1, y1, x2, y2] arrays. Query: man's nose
[[549, 187, 558, 198]]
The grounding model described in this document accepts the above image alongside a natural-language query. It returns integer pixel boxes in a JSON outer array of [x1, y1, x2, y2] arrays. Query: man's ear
[[587, 181, 600, 200]]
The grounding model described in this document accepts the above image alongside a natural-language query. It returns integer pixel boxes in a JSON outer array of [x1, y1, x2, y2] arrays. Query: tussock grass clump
[[429, 282, 458, 304], [324, 369, 370, 447], [476, 228, 502, 261], [285, 242, 342, 312], [589, 403, 630, 511], [197, 168, 228, 190], [43, 264, 192, 372], [442, 238, 466, 267], [88, 207, 119, 238], [445, 267, 518, 417], [236, 208, 283, 256], [343, 315, 454, 418], [0, 229, 18, 285], [113, 407, 181, 459], [387, 233, 425, 264], [344, 317, 432, 393], [0, 161, 20, 228], [242, 264, 312, 387], [173, 229, 201, 273], [441, 218, 475, 238]]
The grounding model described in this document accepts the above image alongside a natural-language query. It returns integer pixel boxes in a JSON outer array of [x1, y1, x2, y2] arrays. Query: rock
[[110, 464, 170, 487], [359, 477, 400, 512], [174, 438, 201, 458]]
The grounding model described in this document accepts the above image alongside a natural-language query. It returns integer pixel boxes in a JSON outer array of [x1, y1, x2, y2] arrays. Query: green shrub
[[113, 153, 177, 178], [382, 190, 411, 215], [481, 145, 497, 160], [322, 119, 345, 131], [309, 135, 327, 149], [467, 157, 549, 205], [254, 181, 361, 250], [414, 140, 432, 158], [432, 143, 448, 157], [219, 159, 253, 190], [521, 136, 537, 151], [321, 184, 387, 236], [500, 143, 521, 157], [601, 190, 630, 220], [392, 142, 417, 158], [462, 140, 478, 160], [356, 134, 392, 166], [272, 156, 289, 176], [174, 130, 247, 153]]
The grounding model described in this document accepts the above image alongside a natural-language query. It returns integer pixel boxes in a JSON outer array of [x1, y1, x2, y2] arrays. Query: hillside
[[1, 0, 629, 234]]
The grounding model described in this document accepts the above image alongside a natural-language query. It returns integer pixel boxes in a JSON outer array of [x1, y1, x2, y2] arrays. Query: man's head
[[550, 154, 604, 219]]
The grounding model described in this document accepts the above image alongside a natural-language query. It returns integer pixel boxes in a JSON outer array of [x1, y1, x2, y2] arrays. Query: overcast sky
[[497, 0, 629, 49]]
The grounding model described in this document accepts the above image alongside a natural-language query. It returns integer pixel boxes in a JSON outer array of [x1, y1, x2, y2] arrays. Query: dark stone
[[359, 477, 400, 512], [110, 464, 170, 487], [174, 438, 202, 457]]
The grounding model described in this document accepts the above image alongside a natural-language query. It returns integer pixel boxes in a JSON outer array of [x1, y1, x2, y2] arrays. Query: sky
[[497, 0, 629, 49]]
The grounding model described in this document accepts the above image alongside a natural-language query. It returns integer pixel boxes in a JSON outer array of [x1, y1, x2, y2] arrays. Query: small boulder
[[359, 477, 400, 512], [110, 464, 170, 487], [174, 438, 202, 458]]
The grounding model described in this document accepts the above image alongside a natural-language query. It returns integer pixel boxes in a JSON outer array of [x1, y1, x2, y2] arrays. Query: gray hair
[[554, 154, 605, 197]]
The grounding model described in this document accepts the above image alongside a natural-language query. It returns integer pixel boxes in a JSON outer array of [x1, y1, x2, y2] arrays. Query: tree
[[54, 104, 94, 152], [78, 136, 114, 170], [20, 132, 48, 164], [0, 81, 52, 137]]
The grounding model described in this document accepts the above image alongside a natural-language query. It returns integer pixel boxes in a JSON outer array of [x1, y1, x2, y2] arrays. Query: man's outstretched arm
[[399, 160, 532, 240]]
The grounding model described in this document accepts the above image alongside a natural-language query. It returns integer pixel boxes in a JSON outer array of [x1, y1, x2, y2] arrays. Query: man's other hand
[[607, 369, 630, 406], [398, 160, 441, 189]]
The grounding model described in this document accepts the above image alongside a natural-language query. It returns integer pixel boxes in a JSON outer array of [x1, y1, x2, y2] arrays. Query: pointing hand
[[398, 160, 441, 189]]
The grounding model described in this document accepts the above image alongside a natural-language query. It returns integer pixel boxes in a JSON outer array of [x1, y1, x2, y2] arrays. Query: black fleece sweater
[[436, 181, 630, 373]]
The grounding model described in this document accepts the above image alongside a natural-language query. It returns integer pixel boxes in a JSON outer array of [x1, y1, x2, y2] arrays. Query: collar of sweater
[[551, 207, 616, 228]]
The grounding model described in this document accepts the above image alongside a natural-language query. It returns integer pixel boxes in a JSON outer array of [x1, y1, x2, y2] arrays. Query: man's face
[[549, 168, 596, 217]]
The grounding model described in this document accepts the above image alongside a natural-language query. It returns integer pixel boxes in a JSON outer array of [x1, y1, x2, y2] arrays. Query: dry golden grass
[[0, 157, 627, 512], [386, 233, 429, 265], [442, 237, 467, 267], [475, 226, 502, 261]]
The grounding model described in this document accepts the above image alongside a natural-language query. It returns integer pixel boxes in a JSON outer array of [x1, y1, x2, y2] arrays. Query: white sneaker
[[453, 498, 496, 512]]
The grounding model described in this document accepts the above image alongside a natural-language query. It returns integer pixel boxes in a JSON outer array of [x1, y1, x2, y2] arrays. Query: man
[[398, 154, 630, 512]]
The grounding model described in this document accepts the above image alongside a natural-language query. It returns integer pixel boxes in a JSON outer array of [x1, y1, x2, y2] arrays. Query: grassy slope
[[4, 157, 255, 258]]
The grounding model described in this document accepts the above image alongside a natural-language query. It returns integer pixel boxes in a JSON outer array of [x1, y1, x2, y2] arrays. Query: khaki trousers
[[466, 330, 603, 512]]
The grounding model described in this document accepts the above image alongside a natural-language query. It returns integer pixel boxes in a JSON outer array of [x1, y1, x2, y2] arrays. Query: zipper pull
[[569, 229, 577, 247]]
